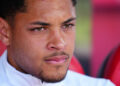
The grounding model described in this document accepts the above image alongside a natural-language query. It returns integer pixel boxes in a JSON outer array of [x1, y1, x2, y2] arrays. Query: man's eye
[[29, 27, 47, 32], [62, 24, 75, 30]]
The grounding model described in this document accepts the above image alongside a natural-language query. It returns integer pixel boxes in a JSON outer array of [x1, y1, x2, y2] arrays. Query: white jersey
[[0, 51, 115, 86]]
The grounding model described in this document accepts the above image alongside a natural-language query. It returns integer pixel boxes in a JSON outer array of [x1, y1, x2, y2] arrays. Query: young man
[[0, 0, 115, 86]]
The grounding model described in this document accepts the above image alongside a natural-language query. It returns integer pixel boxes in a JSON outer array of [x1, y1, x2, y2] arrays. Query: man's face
[[8, 0, 76, 82]]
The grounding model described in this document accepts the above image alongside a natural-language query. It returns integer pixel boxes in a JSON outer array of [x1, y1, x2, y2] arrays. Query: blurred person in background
[[0, 0, 115, 86]]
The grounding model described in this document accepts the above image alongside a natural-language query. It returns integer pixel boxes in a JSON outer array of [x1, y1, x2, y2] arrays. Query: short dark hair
[[0, 0, 77, 20]]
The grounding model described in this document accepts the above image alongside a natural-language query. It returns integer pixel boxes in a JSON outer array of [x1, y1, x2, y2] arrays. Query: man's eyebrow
[[63, 17, 76, 24], [30, 21, 50, 26]]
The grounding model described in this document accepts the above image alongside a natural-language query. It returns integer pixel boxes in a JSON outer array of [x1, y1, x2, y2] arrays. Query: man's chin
[[41, 75, 66, 83], [37, 69, 68, 83], [42, 73, 67, 83]]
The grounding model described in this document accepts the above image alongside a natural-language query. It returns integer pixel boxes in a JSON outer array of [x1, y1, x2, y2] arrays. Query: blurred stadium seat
[[69, 56, 84, 74], [0, 41, 6, 56], [99, 44, 120, 86]]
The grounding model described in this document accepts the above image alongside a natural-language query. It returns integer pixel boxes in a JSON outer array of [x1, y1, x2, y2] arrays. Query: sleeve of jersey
[[95, 79, 115, 86], [105, 80, 116, 86]]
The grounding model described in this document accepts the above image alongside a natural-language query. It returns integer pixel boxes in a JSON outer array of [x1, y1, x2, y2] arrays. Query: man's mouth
[[45, 55, 68, 64]]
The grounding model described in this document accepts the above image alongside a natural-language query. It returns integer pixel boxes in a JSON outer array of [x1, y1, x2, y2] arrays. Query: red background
[[92, 0, 120, 76]]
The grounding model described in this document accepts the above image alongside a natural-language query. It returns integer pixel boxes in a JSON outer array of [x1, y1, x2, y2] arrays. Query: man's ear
[[0, 18, 11, 46]]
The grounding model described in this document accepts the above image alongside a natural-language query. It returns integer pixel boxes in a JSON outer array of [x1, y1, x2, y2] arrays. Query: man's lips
[[45, 55, 68, 64]]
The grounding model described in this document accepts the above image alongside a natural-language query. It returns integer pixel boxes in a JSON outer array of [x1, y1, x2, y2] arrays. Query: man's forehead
[[14, 0, 75, 26], [26, 0, 73, 10], [24, 0, 75, 19]]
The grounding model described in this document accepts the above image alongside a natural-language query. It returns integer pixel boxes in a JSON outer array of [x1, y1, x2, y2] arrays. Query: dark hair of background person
[[0, 0, 77, 20]]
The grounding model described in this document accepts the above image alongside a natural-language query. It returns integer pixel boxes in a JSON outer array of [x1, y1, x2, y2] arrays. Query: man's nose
[[47, 31, 66, 51]]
